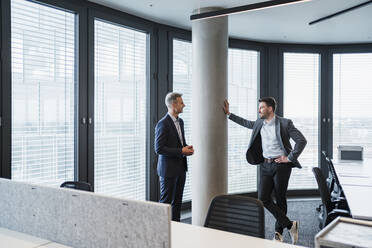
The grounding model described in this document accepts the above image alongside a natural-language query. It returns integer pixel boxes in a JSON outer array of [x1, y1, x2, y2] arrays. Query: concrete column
[[191, 8, 228, 226]]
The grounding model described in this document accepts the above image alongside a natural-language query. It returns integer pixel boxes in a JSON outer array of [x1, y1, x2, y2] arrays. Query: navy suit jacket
[[155, 114, 187, 177]]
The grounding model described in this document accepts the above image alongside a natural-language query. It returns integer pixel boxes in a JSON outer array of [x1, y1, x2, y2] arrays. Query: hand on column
[[222, 99, 230, 115]]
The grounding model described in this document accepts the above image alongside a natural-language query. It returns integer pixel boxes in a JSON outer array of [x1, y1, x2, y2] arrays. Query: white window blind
[[228, 48, 258, 193], [333, 53, 372, 159], [11, 0, 76, 186], [94, 20, 147, 200], [283, 52, 318, 189], [172, 39, 193, 201]]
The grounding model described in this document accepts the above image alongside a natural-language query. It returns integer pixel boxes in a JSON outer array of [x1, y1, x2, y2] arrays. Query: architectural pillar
[[191, 8, 228, 226]]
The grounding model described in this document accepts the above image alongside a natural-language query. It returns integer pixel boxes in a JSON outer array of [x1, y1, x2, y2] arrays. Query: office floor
[[181, 197, 321, 248], [264, 198, 321, 247]]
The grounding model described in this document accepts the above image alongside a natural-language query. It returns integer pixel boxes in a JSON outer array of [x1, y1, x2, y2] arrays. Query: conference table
[[171, 221, 303, 248], [333, 159, 372, 221], [0, 222, 305, 248]]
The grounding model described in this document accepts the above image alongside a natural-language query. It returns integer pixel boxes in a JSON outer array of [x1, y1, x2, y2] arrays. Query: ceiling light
[[190, 0, 311, 21], [309, 0, 372, 25]]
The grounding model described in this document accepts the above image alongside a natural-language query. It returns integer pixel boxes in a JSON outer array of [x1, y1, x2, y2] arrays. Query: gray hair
[[165, 92, 182, 107]]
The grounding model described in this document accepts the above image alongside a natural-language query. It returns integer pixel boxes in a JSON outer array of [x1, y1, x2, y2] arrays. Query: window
[[283, 52, 319, 189], [228, 48, 259, 193], [94, 20, 147, 200], [11, 0, 77, 186], [333, 53, 372, 160], [172, 39, 192, 201]]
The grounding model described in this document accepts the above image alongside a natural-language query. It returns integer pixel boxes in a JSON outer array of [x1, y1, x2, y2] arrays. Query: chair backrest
[[325, 157, 341, 188], [322, 151, 342, 188], [312, 167, 333, 213], [60, 181, 93, 192], [204, 195, 265, 238]]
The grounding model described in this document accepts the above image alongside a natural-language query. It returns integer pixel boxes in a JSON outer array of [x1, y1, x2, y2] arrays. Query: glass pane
[[228, 48, 259, 193], [333, 53, 372, 159], [172, 39, 193, 201], [11, 0, 76, 186], [283, 52, 318, 189], [94, 20, 147, 200]]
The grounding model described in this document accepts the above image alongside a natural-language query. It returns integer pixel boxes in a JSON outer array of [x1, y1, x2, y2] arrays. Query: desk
[[315, 217, 372, 248], [333, 159, 372, 182], [0, 228, 70, 248], [1, 223, 304, 248], [333, 159, 372, 220], [171, 221, 304, 248], [342, 185, 372, 220]]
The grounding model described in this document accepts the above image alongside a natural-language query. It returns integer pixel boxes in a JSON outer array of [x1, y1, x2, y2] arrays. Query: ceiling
[[88, 0, 372, 44]]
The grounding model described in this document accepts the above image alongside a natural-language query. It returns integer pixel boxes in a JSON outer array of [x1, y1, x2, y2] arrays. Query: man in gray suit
[[223, 97, 306, 244]]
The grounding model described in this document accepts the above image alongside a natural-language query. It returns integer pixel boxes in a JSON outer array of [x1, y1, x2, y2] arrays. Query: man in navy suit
[[155, 92, 194, 221]]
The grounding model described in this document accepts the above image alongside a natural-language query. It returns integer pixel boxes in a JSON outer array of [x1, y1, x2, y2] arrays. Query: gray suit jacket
[[229, 113, 307, 168]]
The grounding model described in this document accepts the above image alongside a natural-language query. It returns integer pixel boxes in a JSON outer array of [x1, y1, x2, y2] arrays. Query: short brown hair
[[259, 97, 276, 112]]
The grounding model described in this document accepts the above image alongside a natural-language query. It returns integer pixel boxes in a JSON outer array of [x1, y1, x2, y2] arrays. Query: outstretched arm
[[223, 99, 255, 129]]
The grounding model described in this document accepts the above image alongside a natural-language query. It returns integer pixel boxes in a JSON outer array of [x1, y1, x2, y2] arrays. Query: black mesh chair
[[326, 155, 345, 198], [60, 181, 93, 192], [321, 151, 344, 200], [312, 167, 350, 229], [204, 195, 265, 238]]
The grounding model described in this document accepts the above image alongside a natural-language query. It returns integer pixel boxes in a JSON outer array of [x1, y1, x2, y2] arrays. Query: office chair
[[321, 151, 334, 190], [204, 195, 265, 238], [60, 181, 93, 192], [321, 151, 345, 200], [312, 167, 351, 229]]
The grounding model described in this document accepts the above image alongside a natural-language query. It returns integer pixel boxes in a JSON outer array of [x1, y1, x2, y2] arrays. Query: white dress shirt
[[260, 116, 286, 159], [169, 113, 184, 146]]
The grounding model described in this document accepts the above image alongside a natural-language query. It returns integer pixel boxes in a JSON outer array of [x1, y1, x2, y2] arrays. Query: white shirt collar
[[263, 115, 276, 126], [168, 112, 179, 122]]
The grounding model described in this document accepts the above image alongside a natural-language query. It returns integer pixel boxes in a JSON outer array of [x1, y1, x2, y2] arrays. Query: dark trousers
[[258, 162, 292, 234], [159, 173, 186, 222]]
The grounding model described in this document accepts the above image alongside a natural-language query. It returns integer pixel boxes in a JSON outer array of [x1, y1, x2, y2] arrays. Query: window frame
[[1, 0, 371, 205], [3, 0, 88, 182], [168, 30, 192, 209], [87, 7, 155, 199], [329, 47, 372, 172], [281, 50, 321, 189], [229, 38, 265, 192]]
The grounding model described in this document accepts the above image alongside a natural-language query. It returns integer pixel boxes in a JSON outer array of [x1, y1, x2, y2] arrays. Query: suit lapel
[[166, 114, 182, 146], [275, 117, 286, 154], [180, 119, 186, 145], [249, 119, 263, 147]]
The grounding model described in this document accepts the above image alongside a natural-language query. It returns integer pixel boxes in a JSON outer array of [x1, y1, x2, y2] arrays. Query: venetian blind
[[11, 0, 76, 186], [283, 52, 319, 189], [333, 53, 372, 160], [94, 19, 147, 200]]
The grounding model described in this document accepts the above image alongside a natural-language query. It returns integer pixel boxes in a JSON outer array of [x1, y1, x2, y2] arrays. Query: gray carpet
[[264, 198, 321, 247], [182, 198, 321, 248]]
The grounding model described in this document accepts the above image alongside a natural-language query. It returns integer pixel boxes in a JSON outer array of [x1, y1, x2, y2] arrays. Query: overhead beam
[[309, 0, 372, 25], [190, 0, 311, 21]]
